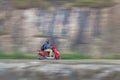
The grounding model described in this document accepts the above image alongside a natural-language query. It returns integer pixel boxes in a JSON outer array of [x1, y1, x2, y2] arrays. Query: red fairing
[[37, 50, 48, 56], [54, 50, 60, 58], [51, 46, 60, 58]]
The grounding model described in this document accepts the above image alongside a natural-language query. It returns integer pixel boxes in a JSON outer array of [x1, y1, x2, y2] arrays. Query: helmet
[[45, 39, 49, 44]]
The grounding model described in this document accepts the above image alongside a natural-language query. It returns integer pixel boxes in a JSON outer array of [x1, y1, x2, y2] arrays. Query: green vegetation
[[11, 0, 115, 9], [74, 0, 115, 8], [60, 51, 91, 59], [12, 0, 50, 9], [0, 51, 91, 59], [101, 54, 120, 59], [0, 52, 36, 59], [0, 30, 10, 35], [0, 51, 120, 59]]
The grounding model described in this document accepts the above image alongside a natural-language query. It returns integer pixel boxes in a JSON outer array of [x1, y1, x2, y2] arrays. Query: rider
[[41, 40, 53, 57]]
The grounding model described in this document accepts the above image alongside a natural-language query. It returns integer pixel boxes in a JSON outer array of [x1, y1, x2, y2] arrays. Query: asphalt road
[[0, 59, 120, 65]]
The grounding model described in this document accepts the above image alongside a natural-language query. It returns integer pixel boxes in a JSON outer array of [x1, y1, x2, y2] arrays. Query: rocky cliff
[[0, 0, 120, 55]]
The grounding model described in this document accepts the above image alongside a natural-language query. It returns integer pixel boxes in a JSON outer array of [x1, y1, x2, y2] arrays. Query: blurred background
[[0, 0, 120, 58]]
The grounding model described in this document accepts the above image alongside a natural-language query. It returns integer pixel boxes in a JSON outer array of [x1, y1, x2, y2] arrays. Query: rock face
[[0, 7, 111, 53], [0, 0, 120, 55], [0, 61, 120, 80]]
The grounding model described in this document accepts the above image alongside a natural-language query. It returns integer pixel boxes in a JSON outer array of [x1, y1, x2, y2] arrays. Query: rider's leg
[[45, 49, 53, 57]]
